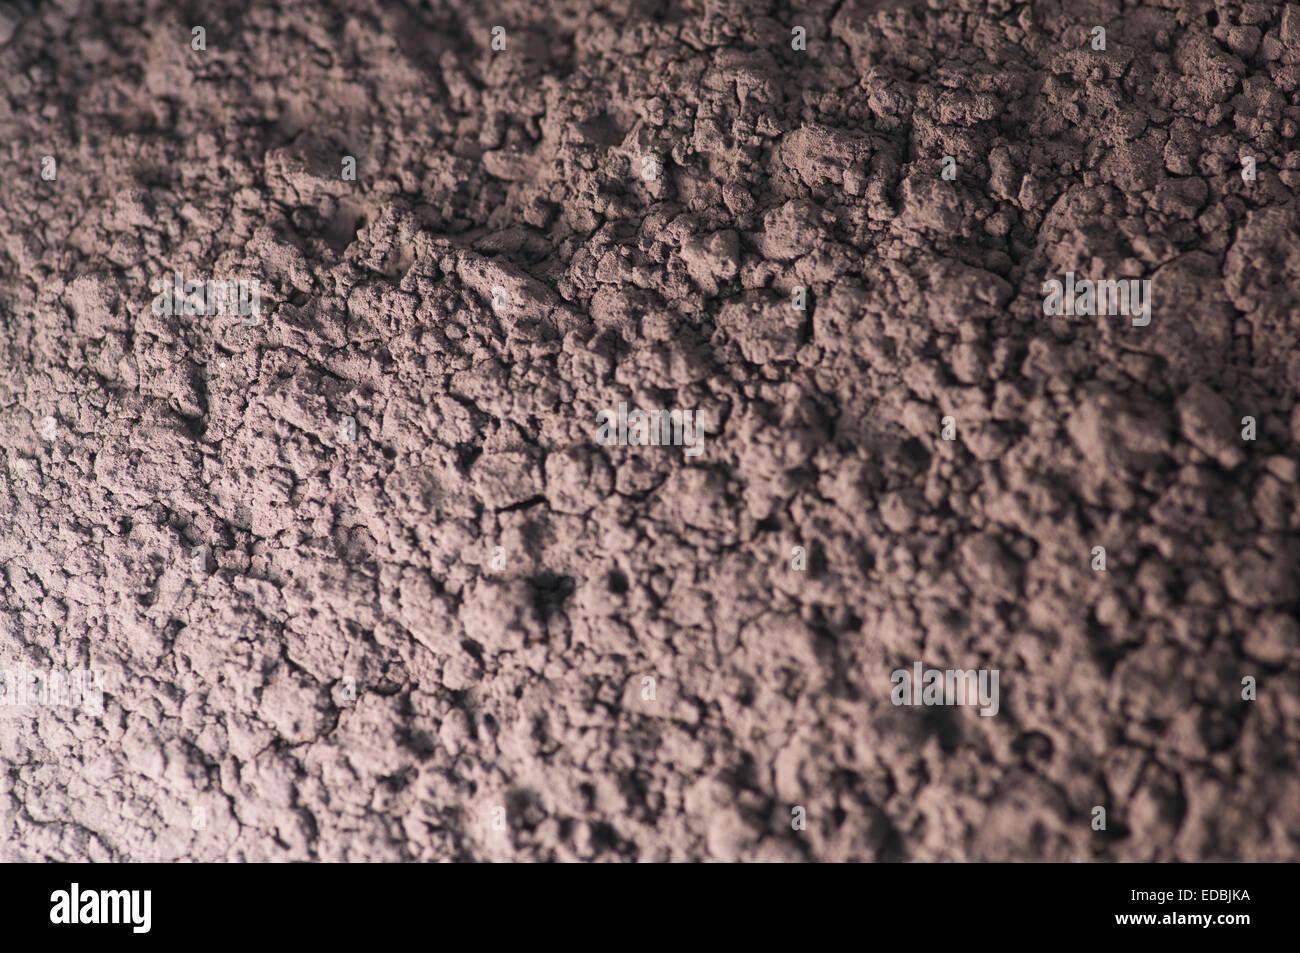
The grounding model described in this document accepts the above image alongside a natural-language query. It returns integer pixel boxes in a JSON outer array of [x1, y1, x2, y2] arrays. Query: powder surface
[[1, 0, 1298, 861]]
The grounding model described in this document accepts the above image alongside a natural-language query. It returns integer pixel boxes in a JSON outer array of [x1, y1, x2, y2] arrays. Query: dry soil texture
[[2, 0, 1300, 862]]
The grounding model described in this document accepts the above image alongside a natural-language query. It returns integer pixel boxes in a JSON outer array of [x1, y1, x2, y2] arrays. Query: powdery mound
[[1, 0, 1298, 862]]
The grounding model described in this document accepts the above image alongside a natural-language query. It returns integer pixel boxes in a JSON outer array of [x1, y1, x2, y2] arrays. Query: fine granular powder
[[1, 0, 1298, 862]]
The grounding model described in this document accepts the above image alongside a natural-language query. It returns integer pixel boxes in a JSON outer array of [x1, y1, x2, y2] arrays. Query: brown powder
[[0, 0, 1297, 862]]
